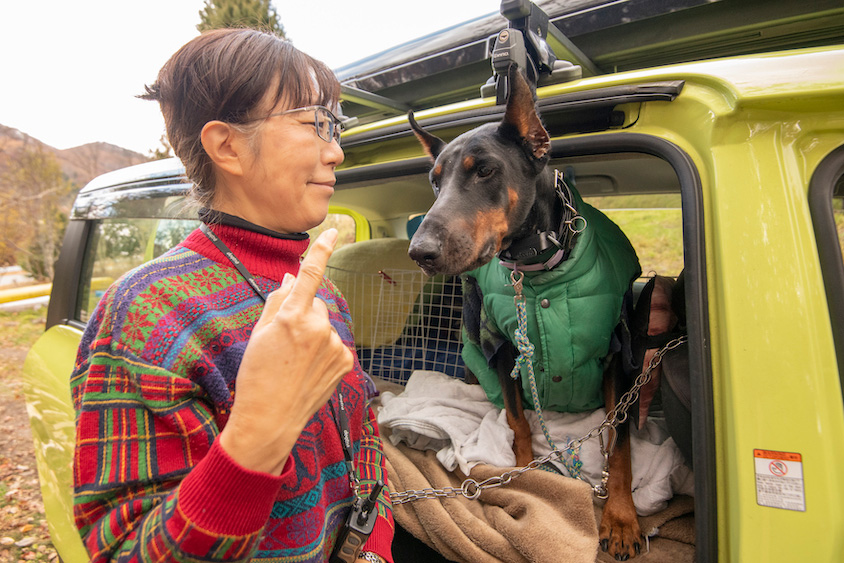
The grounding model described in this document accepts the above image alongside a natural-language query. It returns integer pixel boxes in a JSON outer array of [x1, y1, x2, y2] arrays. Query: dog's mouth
[[415, 262, 440, 277], [470, 240, 499, 270], [411, 237, 499, 277]]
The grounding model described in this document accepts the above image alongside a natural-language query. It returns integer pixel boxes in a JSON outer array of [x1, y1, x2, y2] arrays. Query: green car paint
[[22, 324, 89, 561]]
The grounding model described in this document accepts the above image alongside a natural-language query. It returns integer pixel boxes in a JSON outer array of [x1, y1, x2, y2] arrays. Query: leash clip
[[594, 431, 613, 500], [509, 269, 525, 304]]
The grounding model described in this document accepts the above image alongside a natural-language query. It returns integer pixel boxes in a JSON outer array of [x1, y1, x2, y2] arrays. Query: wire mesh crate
[[326, 265, 464, 384]]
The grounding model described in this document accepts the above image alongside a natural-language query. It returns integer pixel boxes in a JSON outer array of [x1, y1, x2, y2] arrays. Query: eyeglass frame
[[239, 105, 345, 144]]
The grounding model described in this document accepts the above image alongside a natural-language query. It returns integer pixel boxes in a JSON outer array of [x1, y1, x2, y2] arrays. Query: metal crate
[[326, 266, 464, 384]]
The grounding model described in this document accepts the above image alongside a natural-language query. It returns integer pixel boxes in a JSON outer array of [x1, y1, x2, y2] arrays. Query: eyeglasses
[[244, 105, 344, 144]]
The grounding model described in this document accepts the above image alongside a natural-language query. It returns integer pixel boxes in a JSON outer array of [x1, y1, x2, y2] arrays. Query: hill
[[0, 124, 149, 187]]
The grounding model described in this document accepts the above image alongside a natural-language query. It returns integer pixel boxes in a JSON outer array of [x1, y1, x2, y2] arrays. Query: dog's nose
[[408, 236, 441, 268]]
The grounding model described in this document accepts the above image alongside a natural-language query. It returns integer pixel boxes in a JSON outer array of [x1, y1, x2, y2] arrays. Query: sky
[[0, 0, 499, 156]]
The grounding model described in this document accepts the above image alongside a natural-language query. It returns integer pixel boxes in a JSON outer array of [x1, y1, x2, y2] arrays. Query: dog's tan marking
[[463, 156, 475, 171], [506, 409, 534, 467], [502, 68, 551, 159], [472, 208, 508, 255], [433, 164, 442, 177], [599, 367, 643, 559], [507, 187, 519, 212]]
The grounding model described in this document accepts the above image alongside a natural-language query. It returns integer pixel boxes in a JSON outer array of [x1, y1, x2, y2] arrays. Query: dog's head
[[407, 66, 551, 276]]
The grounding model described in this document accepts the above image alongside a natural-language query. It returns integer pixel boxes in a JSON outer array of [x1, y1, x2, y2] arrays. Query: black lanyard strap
[[331, 392, 359, 486], [200, 222, 269, 302], [200, 221, 359, 488]]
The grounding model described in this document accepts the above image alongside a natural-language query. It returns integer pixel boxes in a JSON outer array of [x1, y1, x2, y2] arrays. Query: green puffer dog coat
[[461, 192, 641, 413]]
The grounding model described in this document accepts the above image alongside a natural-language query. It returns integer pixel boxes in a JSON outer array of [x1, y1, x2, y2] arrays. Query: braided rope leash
[[509, 269, 583, 478]]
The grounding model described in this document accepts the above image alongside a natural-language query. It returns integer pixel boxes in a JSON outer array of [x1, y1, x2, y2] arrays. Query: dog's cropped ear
[[501, 66, 550, 160], [408, 111, 446, 161]]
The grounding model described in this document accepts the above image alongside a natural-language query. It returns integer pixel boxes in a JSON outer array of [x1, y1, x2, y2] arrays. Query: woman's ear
[[200, 120, 244, 177]]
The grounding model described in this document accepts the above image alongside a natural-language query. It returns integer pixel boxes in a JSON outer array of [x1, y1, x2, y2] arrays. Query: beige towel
[[376, 378, 696, 562], [384, 429, 599, 563]]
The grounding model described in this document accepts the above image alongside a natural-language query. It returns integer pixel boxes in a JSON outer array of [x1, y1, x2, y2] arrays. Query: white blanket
[[377, 370, 694, 516]]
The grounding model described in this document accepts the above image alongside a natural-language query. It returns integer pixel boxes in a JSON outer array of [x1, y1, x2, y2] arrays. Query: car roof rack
[[338, 0, 844, 126]]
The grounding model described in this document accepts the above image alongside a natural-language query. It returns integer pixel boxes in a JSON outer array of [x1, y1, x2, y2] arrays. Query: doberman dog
[[408, 66, 646, 560]]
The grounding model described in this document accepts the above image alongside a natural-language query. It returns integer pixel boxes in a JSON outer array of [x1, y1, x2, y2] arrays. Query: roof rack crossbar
[[340, 84, 411, 115]]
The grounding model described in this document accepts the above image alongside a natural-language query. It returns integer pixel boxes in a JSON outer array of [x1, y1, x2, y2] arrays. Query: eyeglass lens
[[315, 107, 341, 144]]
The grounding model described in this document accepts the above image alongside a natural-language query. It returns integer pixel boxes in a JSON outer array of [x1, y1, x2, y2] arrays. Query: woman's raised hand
[[219, 228, 354, 474]]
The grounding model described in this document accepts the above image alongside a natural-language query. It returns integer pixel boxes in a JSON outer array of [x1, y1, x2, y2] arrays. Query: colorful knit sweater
[[70, 219, 394, 562]]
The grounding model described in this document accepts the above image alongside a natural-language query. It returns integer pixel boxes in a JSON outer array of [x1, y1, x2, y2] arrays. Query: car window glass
[[306, 212, 359, 250], [76, 217, 199, 323]]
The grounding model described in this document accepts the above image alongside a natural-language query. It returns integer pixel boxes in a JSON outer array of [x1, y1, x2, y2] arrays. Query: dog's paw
[[599, 502, 644, 560]]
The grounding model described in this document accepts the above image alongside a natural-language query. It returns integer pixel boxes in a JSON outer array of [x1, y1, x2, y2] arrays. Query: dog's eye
[[431, 180, 440, 197], [477, 165, 494, 178]]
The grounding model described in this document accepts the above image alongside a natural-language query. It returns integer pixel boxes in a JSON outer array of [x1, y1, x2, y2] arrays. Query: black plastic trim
[[46, 220, 91, 330], [808, 144, 844, 402], [65, 320, 87, 332], [337, 157, 434, 186], [553, 133, 714, 563], [340, 81, 685, 148]]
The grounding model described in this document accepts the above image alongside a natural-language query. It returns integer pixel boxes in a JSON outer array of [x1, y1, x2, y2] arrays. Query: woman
[[70, 28, 393, 563]]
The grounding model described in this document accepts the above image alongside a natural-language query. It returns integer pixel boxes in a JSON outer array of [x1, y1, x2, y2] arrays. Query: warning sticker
[[754, 449, 805, 512]]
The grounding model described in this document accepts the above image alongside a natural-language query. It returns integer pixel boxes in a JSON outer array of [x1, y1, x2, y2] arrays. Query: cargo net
[[326, 266, 464, 384]]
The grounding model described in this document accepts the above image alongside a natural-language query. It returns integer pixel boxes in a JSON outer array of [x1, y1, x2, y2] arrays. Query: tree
[[148, 134, 173, 161], [0, 144, 74, 280], [66, 142, 102, 182], [197, 0, 286, 36]]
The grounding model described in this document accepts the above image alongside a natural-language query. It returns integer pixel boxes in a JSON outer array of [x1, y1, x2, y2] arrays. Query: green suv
[[22, 1, 844, 561]]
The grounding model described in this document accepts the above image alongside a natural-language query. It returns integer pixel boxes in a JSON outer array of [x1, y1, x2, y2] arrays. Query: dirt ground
[[0, 307, 59, 562]]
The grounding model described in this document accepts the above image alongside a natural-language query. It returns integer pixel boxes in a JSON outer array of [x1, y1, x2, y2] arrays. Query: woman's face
[[216, 97, 345, 234]]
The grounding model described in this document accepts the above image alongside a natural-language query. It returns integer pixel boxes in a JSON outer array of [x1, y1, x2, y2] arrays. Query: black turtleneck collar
[[198, 207, 309, 241]]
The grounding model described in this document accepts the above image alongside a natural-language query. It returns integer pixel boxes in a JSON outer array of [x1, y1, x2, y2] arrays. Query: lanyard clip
[[330, 480, 384, 563]]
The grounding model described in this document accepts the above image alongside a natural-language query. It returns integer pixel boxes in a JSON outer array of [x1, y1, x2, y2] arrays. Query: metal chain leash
[[390, 334, 688, 505]]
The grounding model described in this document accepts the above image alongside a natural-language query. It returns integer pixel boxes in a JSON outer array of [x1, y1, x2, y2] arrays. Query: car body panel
[[22, 324, 88, 561]]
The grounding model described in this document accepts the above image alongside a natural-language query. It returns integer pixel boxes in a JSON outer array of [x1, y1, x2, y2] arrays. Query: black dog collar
[[498, 169, 586, 272]]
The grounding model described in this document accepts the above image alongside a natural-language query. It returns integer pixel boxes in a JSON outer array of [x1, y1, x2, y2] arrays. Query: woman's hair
[[140, 28, 340, 208]]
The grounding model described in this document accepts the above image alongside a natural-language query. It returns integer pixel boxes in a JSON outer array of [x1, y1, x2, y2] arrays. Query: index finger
[[286, 228, 338, 307]]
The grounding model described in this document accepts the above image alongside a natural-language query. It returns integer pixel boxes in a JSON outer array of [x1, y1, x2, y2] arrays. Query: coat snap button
[[552, 375, 562, 382], [540, 298, 550, 308]]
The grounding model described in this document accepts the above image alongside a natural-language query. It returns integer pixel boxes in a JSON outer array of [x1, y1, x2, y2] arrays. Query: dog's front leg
[[463, 366, 479, 385], [495, 342, 534, 467], [599, 359, 644, 560]]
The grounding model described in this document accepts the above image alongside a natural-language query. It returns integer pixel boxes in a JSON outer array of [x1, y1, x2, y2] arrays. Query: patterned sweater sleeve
[[71, 287, 290, 562]]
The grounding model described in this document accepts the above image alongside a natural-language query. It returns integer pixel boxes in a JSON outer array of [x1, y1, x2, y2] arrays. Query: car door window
[[76, 217, 198, 323]]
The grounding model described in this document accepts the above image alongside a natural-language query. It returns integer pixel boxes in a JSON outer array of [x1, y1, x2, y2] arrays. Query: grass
[[591, 201, 844, 276], [0, 305, 57, 563], [0, 307, 47, 348], [584, 194, 685, 278]]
